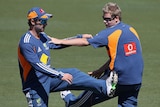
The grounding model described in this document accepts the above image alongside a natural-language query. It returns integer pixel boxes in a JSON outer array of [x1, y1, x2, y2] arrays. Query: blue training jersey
[[87, 22, 144, 85], [18, 31, 64, 91]]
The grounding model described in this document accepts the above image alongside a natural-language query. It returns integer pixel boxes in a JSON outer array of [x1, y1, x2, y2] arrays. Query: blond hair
[[102, 2, 121, 20]]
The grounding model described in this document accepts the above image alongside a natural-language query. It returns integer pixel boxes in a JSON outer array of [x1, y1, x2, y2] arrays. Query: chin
[[105, 25, 109, 28], [41, 29, 44, 32]]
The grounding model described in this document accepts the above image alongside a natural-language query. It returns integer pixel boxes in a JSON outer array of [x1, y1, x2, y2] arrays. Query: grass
[[0, 0, 160, 107]]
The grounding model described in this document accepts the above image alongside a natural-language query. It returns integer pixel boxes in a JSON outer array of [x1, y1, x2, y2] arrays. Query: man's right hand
[[61, 73, 73, 84]]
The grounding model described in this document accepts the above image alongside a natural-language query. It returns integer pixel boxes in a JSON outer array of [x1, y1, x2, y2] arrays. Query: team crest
[[43, 43, 49, 50]]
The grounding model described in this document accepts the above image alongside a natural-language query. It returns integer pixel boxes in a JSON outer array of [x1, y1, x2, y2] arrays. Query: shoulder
[[19, 32, 35, 47], [118, 22, 133, 29], [118, 22, 138, 34]]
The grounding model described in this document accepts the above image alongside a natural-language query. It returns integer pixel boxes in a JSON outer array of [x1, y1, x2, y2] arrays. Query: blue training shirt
[[18, 31, 64, 91], [87, 22, 144, 85]]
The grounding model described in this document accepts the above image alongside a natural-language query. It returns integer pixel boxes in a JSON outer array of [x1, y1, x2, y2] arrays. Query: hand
[[61, 73, 73, 84], [88, 70, 103, 79], [82, 34, 93, 39]]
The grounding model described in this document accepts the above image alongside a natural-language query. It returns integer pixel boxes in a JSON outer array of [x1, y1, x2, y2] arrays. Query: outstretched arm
[[49, 34, 92, 46]]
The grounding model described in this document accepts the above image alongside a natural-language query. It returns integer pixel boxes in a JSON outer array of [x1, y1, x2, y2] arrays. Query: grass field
[[0, 0, 160, 107]]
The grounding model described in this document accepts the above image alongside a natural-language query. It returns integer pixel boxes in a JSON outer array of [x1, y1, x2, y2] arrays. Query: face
[[102, 13, 118, 28], [34, 19, 47, 33]]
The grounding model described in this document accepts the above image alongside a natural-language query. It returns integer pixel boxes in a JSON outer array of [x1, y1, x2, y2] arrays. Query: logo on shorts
[[124, 42, 137, 56]]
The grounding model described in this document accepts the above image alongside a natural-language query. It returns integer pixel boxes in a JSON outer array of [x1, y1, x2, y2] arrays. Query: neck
[[29, 30, 40, 39]]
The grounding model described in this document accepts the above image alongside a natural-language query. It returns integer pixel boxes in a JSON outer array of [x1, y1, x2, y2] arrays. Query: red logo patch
[[124, 42, 137, 56], [40, 9, 45, 13]]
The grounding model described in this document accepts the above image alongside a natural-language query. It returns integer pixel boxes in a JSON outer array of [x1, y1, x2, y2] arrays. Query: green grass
[[0, 0, 160, 107]]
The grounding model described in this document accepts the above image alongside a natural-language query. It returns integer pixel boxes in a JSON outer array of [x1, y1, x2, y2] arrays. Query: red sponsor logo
[[124, 42, 137, 56], [40, 8, 45, 13]]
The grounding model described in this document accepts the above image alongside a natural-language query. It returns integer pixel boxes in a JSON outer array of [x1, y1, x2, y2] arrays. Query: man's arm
[[19, 43, 73, 84], [88, 59, 110, 78], [49, 34, 92, 46]]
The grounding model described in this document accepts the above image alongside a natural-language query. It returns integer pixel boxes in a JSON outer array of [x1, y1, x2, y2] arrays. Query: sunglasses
[[40, 20, 47, 25], [35, 19, 47, 25], [102, 16, 116, 22]]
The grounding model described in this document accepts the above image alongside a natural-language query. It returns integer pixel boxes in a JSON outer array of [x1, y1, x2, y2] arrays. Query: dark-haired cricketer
[[17, 7, 112, 107]]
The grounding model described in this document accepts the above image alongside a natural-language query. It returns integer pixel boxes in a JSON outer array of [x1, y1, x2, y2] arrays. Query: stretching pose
[[50, 2, 144, 107], [17, 7, 117, 107]]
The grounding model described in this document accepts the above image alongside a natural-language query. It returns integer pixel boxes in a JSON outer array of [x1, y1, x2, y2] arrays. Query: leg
[[24, 89, 48, 107], [117, 84, 141, 107], [61, 71, 116, 107], [51, 68, 107, 95], [62, 91, 115, 107]]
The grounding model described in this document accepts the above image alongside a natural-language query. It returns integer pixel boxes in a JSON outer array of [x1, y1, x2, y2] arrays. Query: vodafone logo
[[124, 42, 137, 56]]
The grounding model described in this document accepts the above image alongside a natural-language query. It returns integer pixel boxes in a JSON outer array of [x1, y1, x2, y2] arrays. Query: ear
[[115, 16, 120, 22], [115, 16, 119, 19], [30, 19, 36, 26]]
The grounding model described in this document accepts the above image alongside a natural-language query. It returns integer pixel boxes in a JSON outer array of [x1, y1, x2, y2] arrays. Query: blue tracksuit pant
[[24, 68, 107, 107], [63, 71, 141, 107]]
